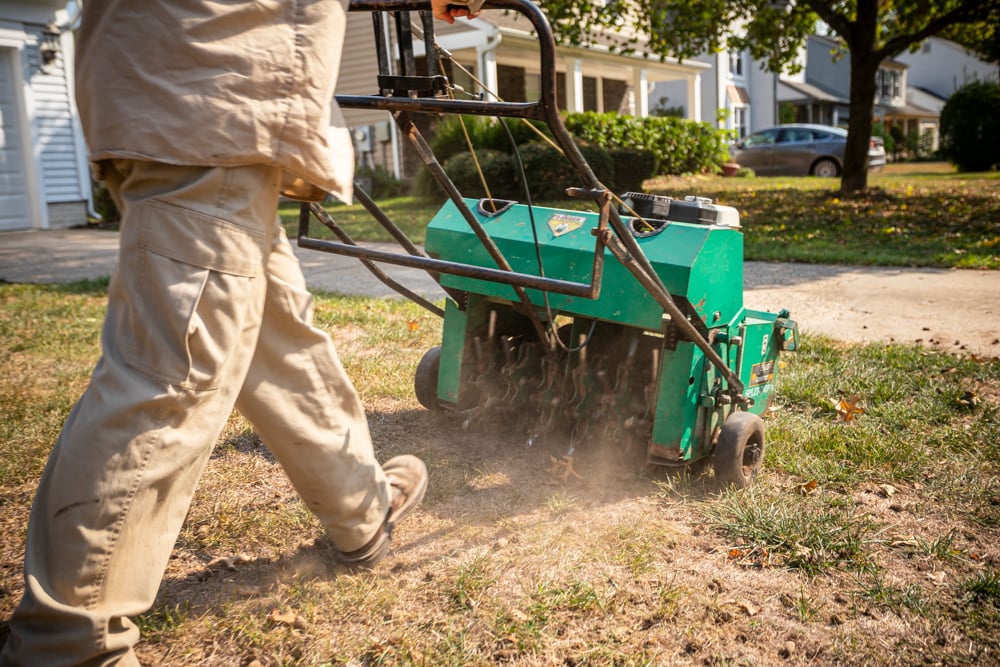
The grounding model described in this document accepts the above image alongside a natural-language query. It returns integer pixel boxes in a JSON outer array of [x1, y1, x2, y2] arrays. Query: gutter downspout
[[477, 22, 501, 101]]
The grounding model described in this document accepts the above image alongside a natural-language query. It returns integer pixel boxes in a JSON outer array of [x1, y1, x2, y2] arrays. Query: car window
[[779, 128, 815, 143], [744, 129, 780, 146]]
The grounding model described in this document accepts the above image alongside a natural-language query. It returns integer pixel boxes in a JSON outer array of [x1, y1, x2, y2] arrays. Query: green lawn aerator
[[297, 0, 798, 487]]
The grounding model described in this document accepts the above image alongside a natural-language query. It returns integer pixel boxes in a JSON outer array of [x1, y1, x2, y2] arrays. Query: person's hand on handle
[[432, 0, 483, 24]]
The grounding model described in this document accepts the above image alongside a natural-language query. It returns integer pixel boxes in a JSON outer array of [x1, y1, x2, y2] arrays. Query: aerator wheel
[[414, 346, 443, 411], [714, 411, 766, 489]]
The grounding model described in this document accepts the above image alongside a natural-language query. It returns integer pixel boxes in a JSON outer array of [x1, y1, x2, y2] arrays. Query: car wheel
[[811, 158, 840, 177]]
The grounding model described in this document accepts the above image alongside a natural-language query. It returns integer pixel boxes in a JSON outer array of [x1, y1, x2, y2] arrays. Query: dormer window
[[729, 51, 745, 78]]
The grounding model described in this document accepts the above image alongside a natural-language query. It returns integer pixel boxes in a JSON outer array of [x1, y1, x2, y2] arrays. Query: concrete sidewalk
[[3, 227, 999, 356]]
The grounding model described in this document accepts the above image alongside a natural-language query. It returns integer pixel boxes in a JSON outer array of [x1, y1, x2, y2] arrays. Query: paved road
[[3, 227, 999, 357]]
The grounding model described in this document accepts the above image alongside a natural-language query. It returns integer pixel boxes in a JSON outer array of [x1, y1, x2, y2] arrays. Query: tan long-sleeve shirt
[[75, 0, 354, 203]]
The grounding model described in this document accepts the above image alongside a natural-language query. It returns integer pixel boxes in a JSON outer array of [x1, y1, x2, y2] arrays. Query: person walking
[[1, 1, 479, 665]]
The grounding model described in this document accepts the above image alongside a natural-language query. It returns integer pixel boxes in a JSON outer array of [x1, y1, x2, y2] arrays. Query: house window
[[733, 106, 748, 139], [602, 78, 628, 114], [729, 51, 745, 78], [497, 64, 526, 101], [582, 76, 598, 111], [878, 69, 902, 100]]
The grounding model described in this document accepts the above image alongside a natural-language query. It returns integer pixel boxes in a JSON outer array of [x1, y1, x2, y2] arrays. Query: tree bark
[[839, 0, 879, 194], [841, 56, 878, 194]]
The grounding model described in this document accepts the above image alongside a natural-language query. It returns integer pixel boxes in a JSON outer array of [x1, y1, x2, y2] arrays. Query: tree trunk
[[840, 1, 879, 195], [841, 57, 879, 194]]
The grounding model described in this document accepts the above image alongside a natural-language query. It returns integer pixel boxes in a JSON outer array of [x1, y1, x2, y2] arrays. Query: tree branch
[[877, 0, 994, 60]]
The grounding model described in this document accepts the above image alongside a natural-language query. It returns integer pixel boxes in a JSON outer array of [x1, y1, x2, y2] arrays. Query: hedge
[[412, 111, 731, 199]]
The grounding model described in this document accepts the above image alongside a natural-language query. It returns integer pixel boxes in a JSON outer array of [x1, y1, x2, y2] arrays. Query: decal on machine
[[749, 360, 776, 386], [547, 213, 586, 237]]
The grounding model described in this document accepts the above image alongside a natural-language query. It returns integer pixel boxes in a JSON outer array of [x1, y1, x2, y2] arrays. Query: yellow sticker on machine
[[548, 213, 586, 237], [750, 360, 776, 386]]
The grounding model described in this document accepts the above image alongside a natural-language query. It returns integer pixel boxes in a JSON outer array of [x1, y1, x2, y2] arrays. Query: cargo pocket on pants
[[116, 199, 267, 390]]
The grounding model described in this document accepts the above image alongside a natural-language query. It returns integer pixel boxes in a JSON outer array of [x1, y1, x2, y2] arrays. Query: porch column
[[632, 67, 649, 117], [687, 73, 702, 122], [566, 58, 583, 113]]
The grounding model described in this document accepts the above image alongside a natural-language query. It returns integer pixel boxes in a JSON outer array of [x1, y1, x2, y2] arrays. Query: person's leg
[[1, 160, 281, 667], [234, 225, 425, 561]]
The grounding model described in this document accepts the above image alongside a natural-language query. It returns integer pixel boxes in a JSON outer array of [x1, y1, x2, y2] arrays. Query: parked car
[[729, 124, 887, 177]]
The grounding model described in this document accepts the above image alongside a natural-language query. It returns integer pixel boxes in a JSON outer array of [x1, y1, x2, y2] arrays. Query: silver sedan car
[[730, 124, 886, 177]]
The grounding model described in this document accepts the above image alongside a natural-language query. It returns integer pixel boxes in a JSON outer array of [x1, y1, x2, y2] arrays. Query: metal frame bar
[[299, 0, 744, 394]]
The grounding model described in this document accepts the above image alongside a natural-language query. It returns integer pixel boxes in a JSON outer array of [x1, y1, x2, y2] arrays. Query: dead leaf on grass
[[832, 395, 866, 422], [719, 599, 760, 616], [877, 483, 898, 498], [926, 571, 947, 586], [795, 479, 818, 496], [545, 455, 582, 484], [267, 608, 307, 629], [207, 554, 251, 570], [956, 390, 979, 409]]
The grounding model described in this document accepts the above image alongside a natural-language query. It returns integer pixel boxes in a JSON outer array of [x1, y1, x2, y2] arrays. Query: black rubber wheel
[[811, 158, 840, 177], [414, 346, 443, 411], [714, 411, 766, 489]]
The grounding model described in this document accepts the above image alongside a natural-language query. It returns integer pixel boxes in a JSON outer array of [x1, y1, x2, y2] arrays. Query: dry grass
[[1, 280, 998, 666]]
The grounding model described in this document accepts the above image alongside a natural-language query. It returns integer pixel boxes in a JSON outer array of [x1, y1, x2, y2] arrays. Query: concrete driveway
[[2, 227, 999, 357]]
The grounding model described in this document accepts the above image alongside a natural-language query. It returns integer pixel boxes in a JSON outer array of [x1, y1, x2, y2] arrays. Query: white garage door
[[1, 48, 31, 231]]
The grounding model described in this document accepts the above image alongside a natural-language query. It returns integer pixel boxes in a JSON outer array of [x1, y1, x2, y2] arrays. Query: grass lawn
[[3, 164, 997, 663], [1, 280, 998, 665], [280, 163, 999, 270]]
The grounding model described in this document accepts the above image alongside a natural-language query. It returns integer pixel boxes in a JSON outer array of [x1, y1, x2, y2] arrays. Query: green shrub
[[608, 147, 658, 193], [562, 111, 731, 175], [355, 164, 406, 198], [429, 116, 552, 164], [515, 141, 614, 200], [442, 150, 519, 200], [416, 112, 726, 200], [91, 182, 119, 225], [939, 80, 1000, 172]]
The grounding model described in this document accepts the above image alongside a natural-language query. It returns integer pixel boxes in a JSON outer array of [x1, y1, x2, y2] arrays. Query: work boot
[[336, 455, 428, 569]]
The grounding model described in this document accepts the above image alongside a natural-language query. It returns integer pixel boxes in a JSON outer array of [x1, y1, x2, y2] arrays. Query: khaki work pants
[[1, 160, 390, 666]]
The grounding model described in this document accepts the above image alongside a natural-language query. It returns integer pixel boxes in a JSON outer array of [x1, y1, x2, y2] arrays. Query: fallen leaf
[[723, 599, 759, 616], [267, 608, 307, 629], [957, 391, 979, 409], [926, 571, 947, 585], [833, 395, 865, 422], [792, 543, 813, 559], [207, 554, 251, 570], [795, 479, 818, 496], [877, 483, 897, 498]]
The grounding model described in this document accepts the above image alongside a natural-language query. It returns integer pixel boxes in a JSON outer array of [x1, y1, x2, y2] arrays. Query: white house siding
[[26, 27, 82, 204], [0, 45, 30, 230], [0, 1, 88, 231], [896, 37, 999, 98]]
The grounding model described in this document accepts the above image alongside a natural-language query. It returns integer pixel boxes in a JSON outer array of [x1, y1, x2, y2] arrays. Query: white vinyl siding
[[26, 25, 83, 203], [0, 46, 30, 231]]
